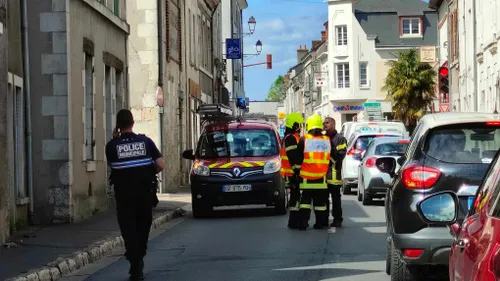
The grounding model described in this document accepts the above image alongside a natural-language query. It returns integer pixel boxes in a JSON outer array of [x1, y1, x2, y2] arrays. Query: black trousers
[[298, 189, 329, 227], [287, 180, 301, 228], [115, 186, 154, 263], [327, 184, 343, 223]]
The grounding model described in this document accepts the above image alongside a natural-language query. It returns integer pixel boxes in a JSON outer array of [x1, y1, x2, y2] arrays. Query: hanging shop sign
[[333, 105, 364, 112]]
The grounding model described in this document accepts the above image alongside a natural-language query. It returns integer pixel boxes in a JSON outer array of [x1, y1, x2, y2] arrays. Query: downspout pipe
[[21, 0, 34, 220], [446, 0, 453, 111], [472, 0, 478, 112], [157, 0, 164, 191]]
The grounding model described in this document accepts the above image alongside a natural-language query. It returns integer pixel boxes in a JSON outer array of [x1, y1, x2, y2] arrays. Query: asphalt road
[[64, 195, 394, 281]]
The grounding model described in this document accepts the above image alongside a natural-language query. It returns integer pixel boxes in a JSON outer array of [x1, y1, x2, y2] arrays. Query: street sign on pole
[[439, 103, 450, 112], [226, 38, 241, 59]]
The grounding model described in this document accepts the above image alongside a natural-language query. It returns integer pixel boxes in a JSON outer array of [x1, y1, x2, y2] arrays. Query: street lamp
[[248, 16, 256, 34], [256, 40, 262, 54]]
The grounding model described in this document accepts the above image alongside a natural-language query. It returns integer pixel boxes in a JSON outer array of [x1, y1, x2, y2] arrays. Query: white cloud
[[259, 18, 287, 32]]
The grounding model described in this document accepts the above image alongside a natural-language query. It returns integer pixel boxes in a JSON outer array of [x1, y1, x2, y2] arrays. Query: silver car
[[356, 136, 410, 205]]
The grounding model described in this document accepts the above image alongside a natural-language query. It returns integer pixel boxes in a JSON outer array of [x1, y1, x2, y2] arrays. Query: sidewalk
[[0, 192, 191, 281]]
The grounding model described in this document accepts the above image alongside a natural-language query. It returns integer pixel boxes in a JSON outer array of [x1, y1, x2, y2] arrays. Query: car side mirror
[[417, 191, 459, 225], [375, 157, 397, 178], [397, 156, 405, 166], [182, 149, 195, 160]]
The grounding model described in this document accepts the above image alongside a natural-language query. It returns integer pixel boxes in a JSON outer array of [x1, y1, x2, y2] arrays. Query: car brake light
[[398, 139, 410, 144], [347, 148, 363, 156], [369, 122, 378, 125], [403, 249, 423, 259], [365, 157, 377, 168], [376, 134, 386, 137], [490, 245, 500, 279], [487, 121, 500, 126], [401, 165, 441, 189]]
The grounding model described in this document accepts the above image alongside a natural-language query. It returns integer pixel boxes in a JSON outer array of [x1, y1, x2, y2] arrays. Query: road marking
[[274, 260, 385, 271]]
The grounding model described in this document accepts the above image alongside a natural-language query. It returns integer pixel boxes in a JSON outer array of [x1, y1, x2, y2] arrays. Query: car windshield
[[196, 129, 278, 158], [425, 124, 500, 164], [354, 135, 400, 151], [375, 142, 409, 156]]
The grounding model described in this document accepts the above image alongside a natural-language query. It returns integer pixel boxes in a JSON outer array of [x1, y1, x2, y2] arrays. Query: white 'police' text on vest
[[117, 142, 147, 159]]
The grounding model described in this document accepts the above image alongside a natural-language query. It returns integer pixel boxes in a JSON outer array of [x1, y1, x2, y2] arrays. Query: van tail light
[[347, 148, 363, 156], [403, 249, 423, 259], [365, 157, 377, 168], [486, 121, 500, 126], [401, 165, 441, 189]]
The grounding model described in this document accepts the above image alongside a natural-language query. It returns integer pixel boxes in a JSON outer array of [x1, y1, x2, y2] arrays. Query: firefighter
[[296, 114, 331, 230], [323, 117, 347, 227], [106, 109, 164, 280], [280, 112, 304, 229]]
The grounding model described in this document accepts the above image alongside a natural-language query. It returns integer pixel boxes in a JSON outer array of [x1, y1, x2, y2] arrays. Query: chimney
[[312, 40, 322, 49], [321, 30, 327, 41], [297, 44, 308, 63]]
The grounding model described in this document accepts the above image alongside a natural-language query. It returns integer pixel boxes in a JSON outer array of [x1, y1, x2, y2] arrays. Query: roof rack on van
[[353, 116, 388, 122], [197, 104, 278, 127]]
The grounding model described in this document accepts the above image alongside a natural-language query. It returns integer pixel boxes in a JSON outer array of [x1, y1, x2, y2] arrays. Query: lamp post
[[255, 40, 262, 54], [248, 16, 256, 34]]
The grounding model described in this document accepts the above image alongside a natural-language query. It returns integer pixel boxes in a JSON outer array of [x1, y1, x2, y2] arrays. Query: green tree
[[265, 75, 285, 101], [382, 49, 437, 135]]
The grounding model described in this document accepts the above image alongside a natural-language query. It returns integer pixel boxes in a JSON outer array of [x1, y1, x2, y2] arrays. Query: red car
[[414, 148, 500, 281]]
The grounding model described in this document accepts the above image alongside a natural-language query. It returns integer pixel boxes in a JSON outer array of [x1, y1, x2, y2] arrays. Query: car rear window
[[375, 142, 409, 156], [425, 124, 500, 164], [354, 134, 400, 151], [197, 129, 279, 158]]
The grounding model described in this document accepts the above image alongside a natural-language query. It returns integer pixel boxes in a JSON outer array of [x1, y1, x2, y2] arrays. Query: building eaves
[[353, 0, 435, 15], [428, 0, 444, 9]]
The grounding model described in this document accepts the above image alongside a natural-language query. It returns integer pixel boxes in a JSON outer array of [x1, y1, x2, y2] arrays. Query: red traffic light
[[439, 67, 449, 77], [266, 54, 272, 69]]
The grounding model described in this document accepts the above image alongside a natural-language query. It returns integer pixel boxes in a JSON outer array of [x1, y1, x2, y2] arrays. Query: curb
[[6, 207, 187, 281]]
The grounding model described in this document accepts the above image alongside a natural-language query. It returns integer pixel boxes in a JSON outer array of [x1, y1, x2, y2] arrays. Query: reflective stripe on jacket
[[299, 134, 331, 180], [280, 133, 300, 176]]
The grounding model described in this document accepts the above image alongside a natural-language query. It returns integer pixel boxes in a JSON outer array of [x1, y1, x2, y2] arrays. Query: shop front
[[330, 102, 366, 127]]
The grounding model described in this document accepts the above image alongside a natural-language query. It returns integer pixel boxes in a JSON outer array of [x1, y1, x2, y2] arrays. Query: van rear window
[[425, 125, 500, 164], [197, 129, 278, 158]]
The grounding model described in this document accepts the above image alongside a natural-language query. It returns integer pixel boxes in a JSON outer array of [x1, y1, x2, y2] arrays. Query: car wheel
[[386, 239, 391, 275], [342, 184, 351, 195], [357, 188, 362, 202], [275, 189, 288, 215], [192, 194, 212, 218], [390, 243, 420, 281], [362, 191, 372, 206]]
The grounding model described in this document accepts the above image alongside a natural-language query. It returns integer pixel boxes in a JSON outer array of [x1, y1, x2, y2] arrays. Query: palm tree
[[382, 49, 437, 135]]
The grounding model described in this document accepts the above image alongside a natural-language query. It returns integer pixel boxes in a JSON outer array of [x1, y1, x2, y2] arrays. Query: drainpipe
[[21, 0, 34, 221], [472, 0, 478, 112], [157, 0, 164, 191], [446, 1, 453, 111]]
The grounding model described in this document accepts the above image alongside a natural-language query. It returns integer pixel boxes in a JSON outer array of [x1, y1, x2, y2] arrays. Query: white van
[[344, 121, 408, 142]]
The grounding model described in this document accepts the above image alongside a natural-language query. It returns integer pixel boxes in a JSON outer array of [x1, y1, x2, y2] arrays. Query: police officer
[[323, 117, 347, 227], [106, 109, 164, 281], [280, 112, 304, 229], [296, 114, 331, 230]]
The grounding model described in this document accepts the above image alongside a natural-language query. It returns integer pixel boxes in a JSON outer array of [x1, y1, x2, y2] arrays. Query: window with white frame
[[336, 63, 350, 88], [336, 25, 347, 46], [84, 53, 95, 160], [401, 17, 421, 36], [9, 74, 26, 200], [359, 62, 368, 87]]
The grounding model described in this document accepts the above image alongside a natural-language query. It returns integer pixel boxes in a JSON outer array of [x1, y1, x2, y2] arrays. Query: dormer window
[[400, 17, 422, 37]]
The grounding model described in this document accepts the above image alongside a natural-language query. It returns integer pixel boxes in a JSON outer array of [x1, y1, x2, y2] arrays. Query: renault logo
[[233, 167, 241, 177]]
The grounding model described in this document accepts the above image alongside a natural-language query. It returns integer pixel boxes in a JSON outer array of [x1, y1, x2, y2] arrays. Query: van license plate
[[468, 196, 475, 210], [223, 185, 252, 192]]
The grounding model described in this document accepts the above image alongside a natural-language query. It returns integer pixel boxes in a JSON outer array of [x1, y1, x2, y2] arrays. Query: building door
[[105, 66, 117, 197], [342, 113, 357, 124]]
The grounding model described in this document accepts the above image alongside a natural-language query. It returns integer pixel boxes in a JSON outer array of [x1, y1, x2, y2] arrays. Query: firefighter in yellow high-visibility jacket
[[280, 112, 304, 229]]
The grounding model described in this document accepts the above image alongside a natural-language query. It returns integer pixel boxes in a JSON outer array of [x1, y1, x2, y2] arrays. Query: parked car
[[182, 117, 287, 218], [416, 149, 500, 281], [343, 121, 408, 141], [341, 131, 403, 195], [356, 137, 410, 205], [375, 113, 500, 281]]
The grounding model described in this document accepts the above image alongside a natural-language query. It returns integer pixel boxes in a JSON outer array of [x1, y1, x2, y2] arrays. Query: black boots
[[129, 259, 144, 280]]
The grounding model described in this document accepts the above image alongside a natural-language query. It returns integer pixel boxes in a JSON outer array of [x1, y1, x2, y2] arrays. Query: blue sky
[[241, 0, 429, 101], [242, 0, 327, 101]]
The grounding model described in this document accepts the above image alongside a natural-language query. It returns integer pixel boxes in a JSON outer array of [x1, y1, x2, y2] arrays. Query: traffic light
[[266, 54, 272, 69], [439, 66, 449, 94]]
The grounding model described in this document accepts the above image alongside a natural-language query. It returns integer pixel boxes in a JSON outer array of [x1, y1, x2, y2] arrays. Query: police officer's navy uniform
[[106, 132, 161, 277]]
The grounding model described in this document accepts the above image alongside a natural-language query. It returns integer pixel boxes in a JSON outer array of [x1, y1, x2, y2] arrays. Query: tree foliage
[[265, 75, 285, 101], [382, 49, 437, 135]]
